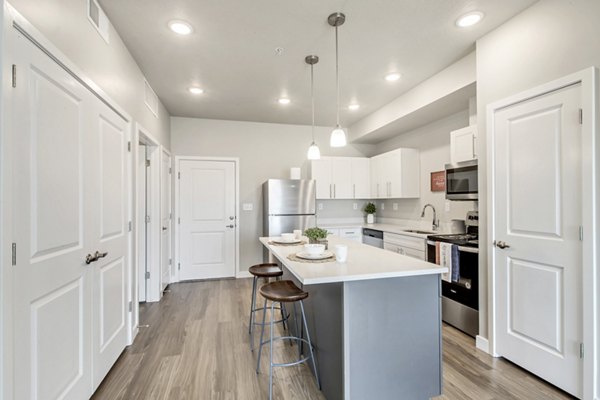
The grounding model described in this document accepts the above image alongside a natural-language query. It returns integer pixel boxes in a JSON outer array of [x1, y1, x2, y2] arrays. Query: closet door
[[12, 33, 94, 400]]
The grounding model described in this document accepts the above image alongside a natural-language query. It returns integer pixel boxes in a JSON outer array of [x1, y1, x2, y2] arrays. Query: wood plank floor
[[92, 279, 575, 400]]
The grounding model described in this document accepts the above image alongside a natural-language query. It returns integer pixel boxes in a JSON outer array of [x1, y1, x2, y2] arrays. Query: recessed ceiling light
[[456, 12, 484, 28], [168, 20, 193, 35], [188, 87, 204, 95], [278, 98, 291, 105], [385, 73, 401, 82], [348, 104, 360, 111]]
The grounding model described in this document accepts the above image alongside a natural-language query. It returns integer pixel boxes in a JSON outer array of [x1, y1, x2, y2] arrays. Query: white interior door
[[13, 33, 93, 400], [179, 160, 236, 280], [493, 83, 583, 397], [90, 100, 129, 389], [160, 150, 172, 291]]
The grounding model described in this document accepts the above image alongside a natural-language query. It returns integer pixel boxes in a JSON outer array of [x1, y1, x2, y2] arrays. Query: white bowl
[[281, 233, 295, 241], [304, 243, 325, 255]]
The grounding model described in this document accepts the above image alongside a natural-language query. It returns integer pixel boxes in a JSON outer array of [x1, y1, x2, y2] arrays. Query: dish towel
[[440, 242, 453, 282], [451, 244, 460, 282], [435, 242, 440, 265]]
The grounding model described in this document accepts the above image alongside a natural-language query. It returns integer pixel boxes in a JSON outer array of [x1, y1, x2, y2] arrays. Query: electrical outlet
[[445, 200, 451, 212], [393, 203, 398, 211], [381, 203, 385, 210], [353, 203, 358, 210], [318, 203, 324, 210]]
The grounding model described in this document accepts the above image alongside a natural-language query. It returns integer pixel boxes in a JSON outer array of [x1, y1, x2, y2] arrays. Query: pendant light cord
[[311, 63, 315, 141], [335, 25, 340, 127]]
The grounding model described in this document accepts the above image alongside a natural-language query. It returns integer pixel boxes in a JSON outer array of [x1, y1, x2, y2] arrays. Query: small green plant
[[364, 202, 377, 214], [304, 227, 328, 242]]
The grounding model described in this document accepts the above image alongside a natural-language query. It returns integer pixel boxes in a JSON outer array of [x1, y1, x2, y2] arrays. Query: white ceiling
[[99, 0, 537, 129]]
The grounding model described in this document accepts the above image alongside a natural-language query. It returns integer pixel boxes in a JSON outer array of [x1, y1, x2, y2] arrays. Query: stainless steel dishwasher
[[362, 228, 384, 248]]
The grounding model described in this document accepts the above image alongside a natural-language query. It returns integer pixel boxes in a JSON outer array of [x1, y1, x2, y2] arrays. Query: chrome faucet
[[421, 204, 438, 231]]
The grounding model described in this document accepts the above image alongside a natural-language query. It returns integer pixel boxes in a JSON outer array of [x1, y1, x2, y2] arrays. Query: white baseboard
[[476, 335, 490, 353], [236, 271, 252, 279]]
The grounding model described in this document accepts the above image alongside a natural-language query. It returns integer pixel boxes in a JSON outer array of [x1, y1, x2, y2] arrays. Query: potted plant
[[304, 227, 329, 246], [364, 202, 377, 224]]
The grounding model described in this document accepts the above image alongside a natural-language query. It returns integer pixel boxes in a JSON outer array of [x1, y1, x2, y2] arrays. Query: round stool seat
[[259, 280, 308, 303], [249, 263, 282, 278]]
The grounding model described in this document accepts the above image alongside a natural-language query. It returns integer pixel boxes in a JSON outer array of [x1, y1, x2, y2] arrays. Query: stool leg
[[293, 302, 301, 360], [280, 302, 288, 332], [248, 276, 258, 351], [256, 298, 268, 374], [269, 301, 275, 400], [300, 300, 321, 390]]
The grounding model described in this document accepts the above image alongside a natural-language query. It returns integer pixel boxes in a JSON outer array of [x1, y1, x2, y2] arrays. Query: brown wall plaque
[[430, 171, 446, 192]]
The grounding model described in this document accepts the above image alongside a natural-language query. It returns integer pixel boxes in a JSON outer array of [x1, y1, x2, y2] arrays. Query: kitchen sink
[[403, 229, 435, 235]]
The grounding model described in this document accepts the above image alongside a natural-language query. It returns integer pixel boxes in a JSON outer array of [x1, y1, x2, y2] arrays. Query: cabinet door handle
[[329, 184, 332, 199], [334, 184, 336, 198], [377, 183, 379, 197], [353, 184, 356, 199]]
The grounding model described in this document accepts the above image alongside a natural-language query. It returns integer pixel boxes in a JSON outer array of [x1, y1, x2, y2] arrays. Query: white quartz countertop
[[260, 236, 446, 285], [320, 222, 439, 238]]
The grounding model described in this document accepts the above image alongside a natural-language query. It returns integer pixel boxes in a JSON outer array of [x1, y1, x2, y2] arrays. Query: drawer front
[[325, 228, 340, 236], [384, 242, 425, 260], [340, 227, 361, 237], [383, 232, 426, 251]]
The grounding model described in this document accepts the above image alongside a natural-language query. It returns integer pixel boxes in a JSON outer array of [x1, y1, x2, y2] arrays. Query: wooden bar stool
[[256, 280, 320, 400], [248, 263, 288, 351]]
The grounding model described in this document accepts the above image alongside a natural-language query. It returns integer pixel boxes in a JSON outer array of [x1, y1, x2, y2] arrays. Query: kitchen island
[[260, 236, 447, 400]]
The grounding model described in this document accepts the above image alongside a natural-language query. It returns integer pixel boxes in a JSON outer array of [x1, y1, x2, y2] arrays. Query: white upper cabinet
[[311, 157, 370, 199], [370, 148, 420, 199], [450, 126, 477, 164]]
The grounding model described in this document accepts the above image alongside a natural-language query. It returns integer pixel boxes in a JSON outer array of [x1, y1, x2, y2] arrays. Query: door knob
[[229, 216, 235, 220], [226, 224, 235, 228], [162, 227, 167, 231], [494, 240, 510, 249]]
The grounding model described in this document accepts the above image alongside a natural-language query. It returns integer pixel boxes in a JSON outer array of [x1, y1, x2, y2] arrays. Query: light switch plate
[[318, 203, 324, 210], [381, 203, 385, 210], [445, 200, 451, 212], [393, 203, 398, 211], [242, 203, 253, 211], [353, 203, 358, 210]]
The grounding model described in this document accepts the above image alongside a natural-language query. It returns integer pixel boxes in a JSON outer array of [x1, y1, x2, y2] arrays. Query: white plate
[[273, 237, 302, 244], [296, 251, 334, 260]]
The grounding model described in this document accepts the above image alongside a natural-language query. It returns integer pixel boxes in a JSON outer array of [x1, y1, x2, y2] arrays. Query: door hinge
[[578, 108, 583, 125], [169, 212, 172, 219], [169, 167, 172, 174], [145, 271, 150, 280], [127, 141, 131, 152], [11, 64, 16, 88], [145, 215, 150, 224], [128, 221, 132, 232], [11, 243, 16, 266], [146, 159, 150, 167], [169, 258, 172, 265], [128, 301, 132, 312], [178, 263, 181, 271], [178, 172, 181, 179], [178, 217, 181, 224], [580, 342, 584, 359], [579, 226, 583, 241]]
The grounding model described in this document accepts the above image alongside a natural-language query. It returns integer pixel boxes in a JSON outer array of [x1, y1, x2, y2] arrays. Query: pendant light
[[306, 55, 321, 160], [328, 12, 347, 147]]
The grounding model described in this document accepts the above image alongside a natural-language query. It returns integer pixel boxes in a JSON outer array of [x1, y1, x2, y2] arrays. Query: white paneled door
[[161, 150, 172, 290], [179, 160, 236, 280], [493, 83, 582, 397], [12, 32, 129, 399]]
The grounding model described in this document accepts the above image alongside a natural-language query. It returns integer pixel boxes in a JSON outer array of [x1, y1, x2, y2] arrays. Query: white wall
[[372, 110, 476, 223], [8, 0, 170, 146], [171, 117, 375, 272], [475, 0, 600, 373]]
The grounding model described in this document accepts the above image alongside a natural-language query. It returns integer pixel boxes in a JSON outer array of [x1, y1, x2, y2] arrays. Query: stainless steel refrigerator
[[263, 179, 316, 260]]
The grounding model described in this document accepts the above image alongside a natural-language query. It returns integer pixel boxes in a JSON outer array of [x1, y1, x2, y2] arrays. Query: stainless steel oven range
[[427, 211, 479, 337]]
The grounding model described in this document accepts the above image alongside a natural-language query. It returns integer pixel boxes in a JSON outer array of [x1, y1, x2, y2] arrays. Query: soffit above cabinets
[[98, 0, 537, 126]]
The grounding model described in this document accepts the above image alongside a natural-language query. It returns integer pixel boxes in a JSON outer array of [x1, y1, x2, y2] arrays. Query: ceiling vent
[[87, 0, 110, 43], [144, 80, 159, 117]]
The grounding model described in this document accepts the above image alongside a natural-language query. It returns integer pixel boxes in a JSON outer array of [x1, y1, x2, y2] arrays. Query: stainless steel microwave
[[445, 160, 478, 200]]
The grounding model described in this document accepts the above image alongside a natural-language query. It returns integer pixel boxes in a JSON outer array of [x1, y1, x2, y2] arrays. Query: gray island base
[[260, 237, 445, 400]]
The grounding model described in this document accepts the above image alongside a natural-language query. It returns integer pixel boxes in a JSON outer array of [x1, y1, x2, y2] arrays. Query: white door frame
[[134, 123, 161, 304], [1, 5, 136, 397], [487, 67, 598, 399], [174, 156, 240, 283]]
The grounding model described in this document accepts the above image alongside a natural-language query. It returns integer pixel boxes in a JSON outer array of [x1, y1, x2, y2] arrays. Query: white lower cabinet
[[383, 232, 426, 260], [323, 226, 362, 242]]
